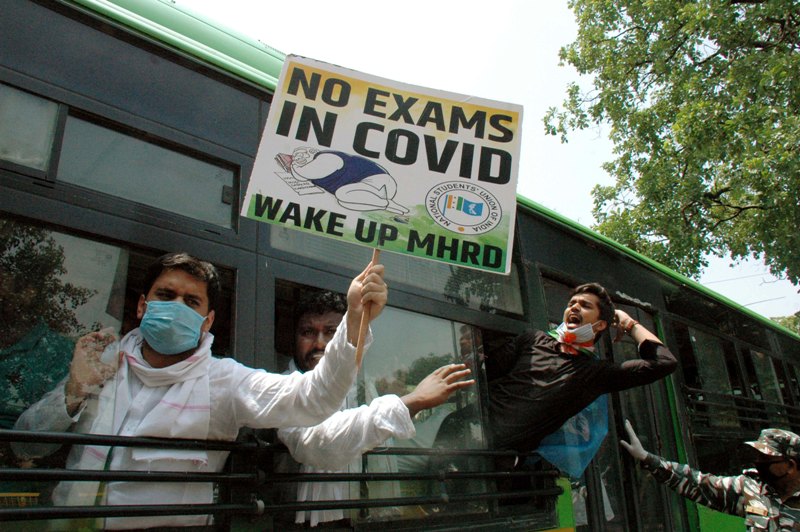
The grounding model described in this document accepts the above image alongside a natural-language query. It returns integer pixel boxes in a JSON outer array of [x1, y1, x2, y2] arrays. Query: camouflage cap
[[744, 428, 800, 459]]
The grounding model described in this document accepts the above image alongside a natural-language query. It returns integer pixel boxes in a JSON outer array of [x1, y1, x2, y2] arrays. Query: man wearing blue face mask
[[487, 283, 677, 455], [13, 251, 388, 529]]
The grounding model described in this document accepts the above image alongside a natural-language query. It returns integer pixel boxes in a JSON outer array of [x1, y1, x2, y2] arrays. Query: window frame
[[0, 73, 260, 249]]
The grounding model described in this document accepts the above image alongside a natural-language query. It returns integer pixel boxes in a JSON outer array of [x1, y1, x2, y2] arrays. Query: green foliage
[[0, 220, 96, 348], [407, 353, 453, 385], [545, 0, 800, 283], [772, 312, 800, 335], [444, 266, 502, 311]]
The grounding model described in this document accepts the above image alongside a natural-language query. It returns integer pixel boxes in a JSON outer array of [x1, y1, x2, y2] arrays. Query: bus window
[[689, 328, 736, 411], [57, 115, 237, 228], [0, 83, 59, 173], [541, 276, 573, 326], [720, 340, 746, 397], [672, 322, 740, 429], [269, 226, 524, 316], [575, 436, 627, 531], [741, 349, 763, 400], [749, 350, 783, 404], [749, 350, 788, 425], [788, 365, 800, 402], [612, 304, 671, 531], [0, 217, 129, 433], [269, 288, 492, 525], [363, 310, 488, 521], [1, 217, 235, 513], [0, 216, 131, 508], [771, 360, 795, 406]]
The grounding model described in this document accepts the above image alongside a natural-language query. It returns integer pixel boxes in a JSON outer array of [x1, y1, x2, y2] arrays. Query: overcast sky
[[184, 0, 799, 319]]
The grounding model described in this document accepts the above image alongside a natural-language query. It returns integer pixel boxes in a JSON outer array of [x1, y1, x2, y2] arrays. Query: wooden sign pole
[[355, 248, 381, 367]]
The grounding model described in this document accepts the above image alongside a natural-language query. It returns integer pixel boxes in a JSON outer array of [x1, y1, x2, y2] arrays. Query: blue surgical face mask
[[556, 322, 597, 344], [139, 300, 207, 355]]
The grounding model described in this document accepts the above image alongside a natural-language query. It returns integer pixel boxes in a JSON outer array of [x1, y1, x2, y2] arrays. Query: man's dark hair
[[143, 252, 221, 312], [571, 283, 615, 339], [296, 289, 347, 321]]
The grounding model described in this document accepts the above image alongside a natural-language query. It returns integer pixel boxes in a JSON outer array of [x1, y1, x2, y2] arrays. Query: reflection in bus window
[[750, 350, 783, 405], [269, 282, 486, 526], [0, 83, 59, 172], [270, 226, 524, 315], [0, 217, 128, 432], [772, 360, 795, 406], [364, 310, 488, 521], [1, 219, 235, 520], [741, 349, 763, 401], [0, 216, 130, 510], [750, 349, 787, 425], [542, 276, 573, 325], [673, 322, 740, 429], [58, 116, 236, 228], [612, 304, 670, 531], [573, 438, 622, 531]]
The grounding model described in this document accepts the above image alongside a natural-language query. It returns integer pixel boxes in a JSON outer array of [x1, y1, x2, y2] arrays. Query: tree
[[772, 312, 800, 335], [545, 0, 800, 283], [0, 220, 96, 348]]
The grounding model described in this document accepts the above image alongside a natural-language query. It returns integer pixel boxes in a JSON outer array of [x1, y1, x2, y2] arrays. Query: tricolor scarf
[[549, 326, 596, 355]]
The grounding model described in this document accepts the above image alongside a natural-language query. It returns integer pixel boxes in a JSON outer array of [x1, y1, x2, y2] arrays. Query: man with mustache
[[13, 252, 387, 529], [278, 289, 474, 527]]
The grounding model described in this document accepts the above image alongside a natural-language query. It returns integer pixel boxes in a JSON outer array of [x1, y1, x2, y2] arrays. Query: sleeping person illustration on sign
[[276, 147, 409, 215]]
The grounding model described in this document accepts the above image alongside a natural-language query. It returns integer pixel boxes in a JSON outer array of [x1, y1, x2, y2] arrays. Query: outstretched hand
[[402, 364, 475, 417], [65, 328, 119, 415], [620, 419, 648, 461]]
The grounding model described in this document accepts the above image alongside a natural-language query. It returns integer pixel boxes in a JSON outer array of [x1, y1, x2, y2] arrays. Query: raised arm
[[621, 420, 746, 516], [616, 309, 661, 346], [278, 395, 414, 469], [235, 261, 388, 430], [606, 310, 677, 391]]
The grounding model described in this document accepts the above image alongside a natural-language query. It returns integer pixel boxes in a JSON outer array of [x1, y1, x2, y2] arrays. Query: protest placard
[[242, 55, 523, 274]]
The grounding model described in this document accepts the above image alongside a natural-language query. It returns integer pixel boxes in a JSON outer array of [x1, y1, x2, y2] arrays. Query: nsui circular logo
[[425, 181, 502, 234]]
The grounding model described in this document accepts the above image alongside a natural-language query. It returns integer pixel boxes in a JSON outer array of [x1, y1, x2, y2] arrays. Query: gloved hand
[[620, 419, 649, 461], [64, 328, 119, 415]]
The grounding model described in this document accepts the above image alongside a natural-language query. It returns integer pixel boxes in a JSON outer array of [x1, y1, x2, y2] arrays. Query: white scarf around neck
[[80, 328, 214, 470]]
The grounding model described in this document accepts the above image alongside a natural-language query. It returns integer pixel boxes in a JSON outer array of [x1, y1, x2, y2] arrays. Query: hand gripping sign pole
[[355, 249, 380, 368]]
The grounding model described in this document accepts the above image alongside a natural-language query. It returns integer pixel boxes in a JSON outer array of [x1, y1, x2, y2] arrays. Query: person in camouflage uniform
[[622, 420, 800, 531]]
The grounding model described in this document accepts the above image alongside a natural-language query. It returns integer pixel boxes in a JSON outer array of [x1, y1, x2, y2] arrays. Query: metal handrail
[[0, 467, 557, 485], [0, 468, 262, 484], [263, 487, 564, 514], [681, 385, 800, 438], [682, 386, 800, 413], [0, 428, 562, 523], [0, 429, 530, 457], [268, 469, 560, 483], [0, 429, 263, 451], [0, 502, 263, 521]]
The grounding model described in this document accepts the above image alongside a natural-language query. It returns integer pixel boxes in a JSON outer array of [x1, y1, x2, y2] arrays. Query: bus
[[1, 1, 799, 530]]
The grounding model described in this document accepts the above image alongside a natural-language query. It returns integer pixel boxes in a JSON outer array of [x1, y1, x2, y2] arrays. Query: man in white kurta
[[277, 290, 473, 526], [14, 252, 388, 529]]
